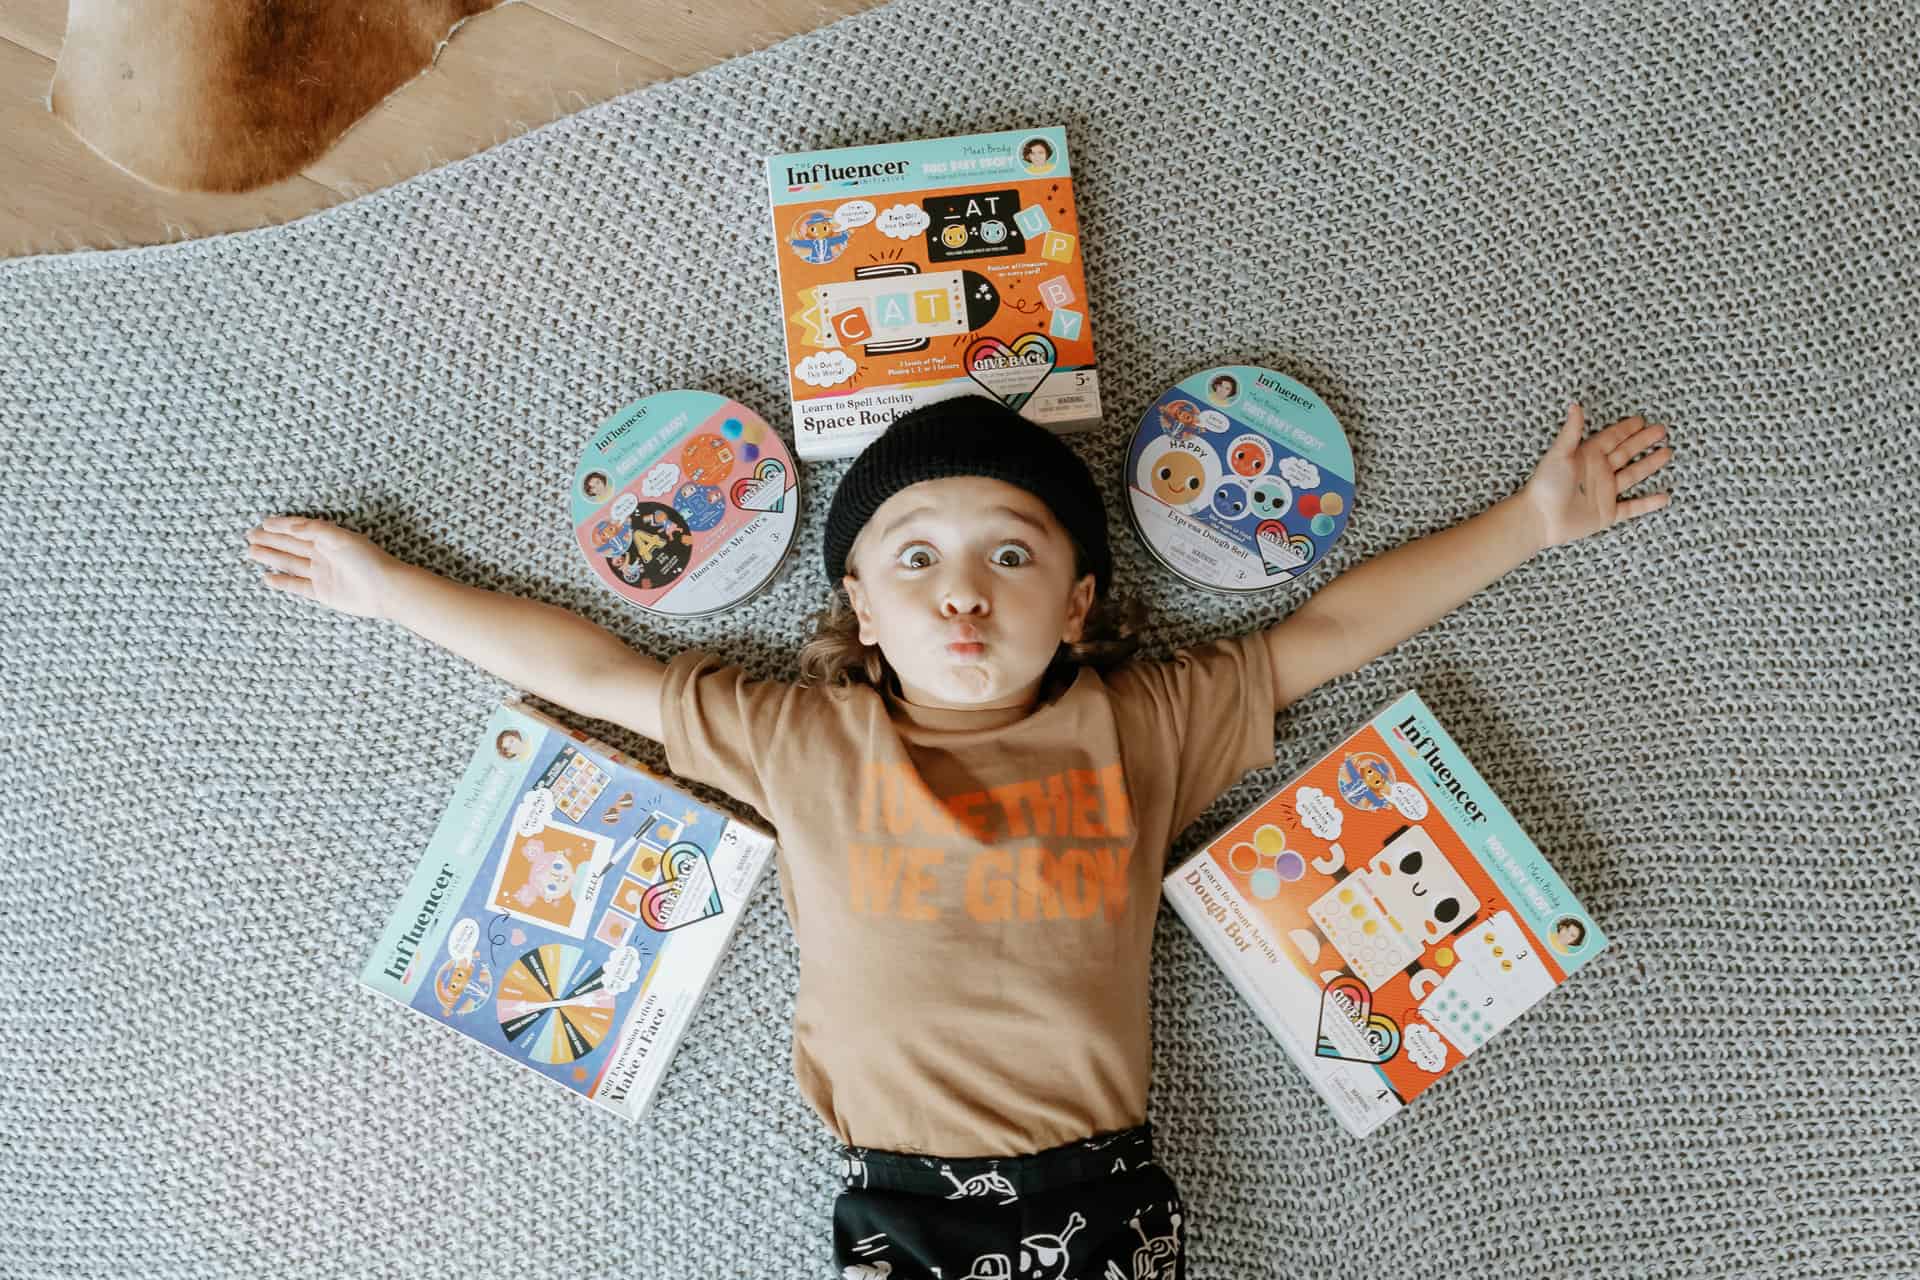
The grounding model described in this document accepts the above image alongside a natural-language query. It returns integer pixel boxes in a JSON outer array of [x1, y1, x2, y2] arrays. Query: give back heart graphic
[[729, 459, 788, 513], [1257, 520, 1313, 577], [964, 332, 1057, 410], [1314, 974, 1402, 1063], [638, 843, 723, 932]]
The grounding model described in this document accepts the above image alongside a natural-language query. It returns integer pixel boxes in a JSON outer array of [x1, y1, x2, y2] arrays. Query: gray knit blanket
[[2, 0, 1914, 1275]]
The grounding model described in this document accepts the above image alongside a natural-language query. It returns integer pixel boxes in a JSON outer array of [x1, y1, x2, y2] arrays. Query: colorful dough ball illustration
[[1250, 477, 1292, 519], [1228, 437, 1270, 477], [1211, 480, 1250, 521], [1150, 451, 1207, 505]]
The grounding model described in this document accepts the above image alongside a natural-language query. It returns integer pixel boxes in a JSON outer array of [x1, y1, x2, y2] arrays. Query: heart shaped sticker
[[638, 843, 723, 932], [729, 459, 788, 514], [1257, 521, 1312, 577], [964, 332, 1057, 410], [1314, 974, 1402, 1063]]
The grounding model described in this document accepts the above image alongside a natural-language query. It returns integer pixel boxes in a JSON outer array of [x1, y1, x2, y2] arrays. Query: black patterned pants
[[832, 1123, 1186, 1280]]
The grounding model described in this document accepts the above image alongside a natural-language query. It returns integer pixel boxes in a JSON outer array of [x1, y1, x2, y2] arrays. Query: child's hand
[[1521, 402, 1675, 548], [246, 516, 403, 619]]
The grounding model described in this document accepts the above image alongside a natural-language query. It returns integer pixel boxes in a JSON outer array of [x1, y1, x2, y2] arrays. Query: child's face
[[842, 476, 1095, 711]]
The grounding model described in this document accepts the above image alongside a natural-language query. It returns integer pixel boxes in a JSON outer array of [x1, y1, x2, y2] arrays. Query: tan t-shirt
[[660, 632, 1277, 1158]]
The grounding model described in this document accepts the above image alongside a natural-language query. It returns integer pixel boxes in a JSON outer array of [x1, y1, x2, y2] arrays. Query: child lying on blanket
[[247, 395, 1671, 1278]]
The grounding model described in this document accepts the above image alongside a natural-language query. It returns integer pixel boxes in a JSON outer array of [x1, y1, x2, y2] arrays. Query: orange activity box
[[766, 125, 1101, 459]]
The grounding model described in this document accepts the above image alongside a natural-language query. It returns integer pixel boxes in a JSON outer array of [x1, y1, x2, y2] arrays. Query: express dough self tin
[[1123, 365, 1354, 593]]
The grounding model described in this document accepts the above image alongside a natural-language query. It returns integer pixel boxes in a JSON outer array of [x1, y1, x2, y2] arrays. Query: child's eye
[[990, 543, 1032, 568], [897, 543, 937, 570]]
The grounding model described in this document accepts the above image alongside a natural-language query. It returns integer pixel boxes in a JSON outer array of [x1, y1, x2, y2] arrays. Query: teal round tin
[[1123, 365, 1354, 593]]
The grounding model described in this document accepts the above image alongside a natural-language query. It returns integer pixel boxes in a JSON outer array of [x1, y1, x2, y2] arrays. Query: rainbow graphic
[[1315, 974, 1403, 1063], [637, 844, 724, 932]]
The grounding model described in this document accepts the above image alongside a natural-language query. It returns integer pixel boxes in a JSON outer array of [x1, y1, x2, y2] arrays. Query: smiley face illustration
[[1135, 429, 1222, 516], [1211, 480, 1250, 521], [940, 223, 970, 249], [1227, 434, 1272, 478], [1249, 476, 1293, 519], [1150, 450, 1207, 505]]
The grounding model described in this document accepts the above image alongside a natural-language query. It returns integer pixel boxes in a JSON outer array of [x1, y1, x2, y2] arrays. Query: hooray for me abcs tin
[[1124, 366, 1354, 594], [571, 390, 800, 617]]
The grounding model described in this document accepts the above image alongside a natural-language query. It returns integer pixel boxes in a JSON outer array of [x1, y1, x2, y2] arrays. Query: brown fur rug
[[51, 0, 505, 192]]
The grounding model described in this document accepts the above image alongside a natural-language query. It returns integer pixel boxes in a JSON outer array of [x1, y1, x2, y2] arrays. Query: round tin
[[1123, 365, 1354, 593], [571, 391, 800, 617]]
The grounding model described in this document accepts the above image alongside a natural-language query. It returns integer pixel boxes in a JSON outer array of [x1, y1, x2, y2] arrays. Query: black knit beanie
[[823, 396, 1111, 593]]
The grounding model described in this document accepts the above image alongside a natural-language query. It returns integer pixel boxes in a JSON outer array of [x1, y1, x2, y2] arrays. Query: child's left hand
[[1521, 402, 1675, 548]]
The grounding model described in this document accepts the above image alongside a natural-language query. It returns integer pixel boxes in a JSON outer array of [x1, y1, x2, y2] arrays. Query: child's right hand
[[246, 517, 403, 619]]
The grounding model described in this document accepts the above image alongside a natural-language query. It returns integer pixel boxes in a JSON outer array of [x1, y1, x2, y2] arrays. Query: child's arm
[[1265, 403, 1675, 708], [245, 516, 667, 742]]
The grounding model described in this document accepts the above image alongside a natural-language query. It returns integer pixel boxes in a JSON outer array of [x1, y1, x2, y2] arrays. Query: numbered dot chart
[[1426, 986, 1493, 1050]]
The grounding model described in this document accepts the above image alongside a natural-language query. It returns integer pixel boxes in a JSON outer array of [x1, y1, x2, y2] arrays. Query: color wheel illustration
[[495, 943, 615, 1065]]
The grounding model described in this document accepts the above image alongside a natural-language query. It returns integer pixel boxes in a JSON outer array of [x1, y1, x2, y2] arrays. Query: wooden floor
[[0, 0, 881, 259]]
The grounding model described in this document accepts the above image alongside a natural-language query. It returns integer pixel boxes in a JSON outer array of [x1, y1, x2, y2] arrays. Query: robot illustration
[[1299, 823, 1481, 991]]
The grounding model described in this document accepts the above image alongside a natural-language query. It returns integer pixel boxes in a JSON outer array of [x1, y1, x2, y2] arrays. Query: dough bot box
[[1164, 691, 1608, 1137], [767, 125, 1101, 458], [359, 701, 774, 1122]]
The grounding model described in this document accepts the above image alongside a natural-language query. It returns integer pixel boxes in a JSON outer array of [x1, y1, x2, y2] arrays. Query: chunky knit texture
[[822, 396, 1113, 589], [2, 0, 1916, 1276]]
